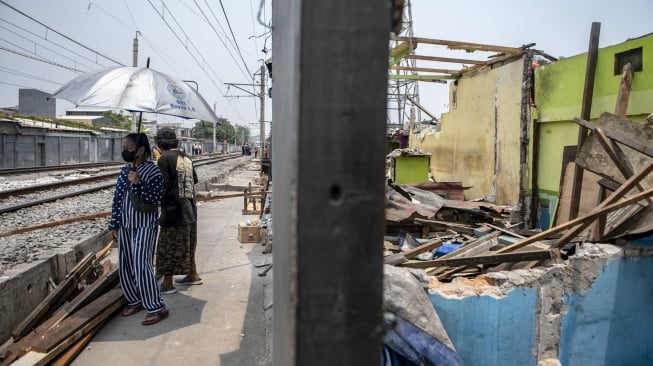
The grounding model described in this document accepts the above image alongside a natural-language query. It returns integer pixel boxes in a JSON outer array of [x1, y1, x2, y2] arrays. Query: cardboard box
[[238, 222, 261, 243]]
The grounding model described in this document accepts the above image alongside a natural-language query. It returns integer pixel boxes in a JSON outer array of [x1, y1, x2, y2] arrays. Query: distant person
[[254, 147, 259, 158], [241, 143, 246, 155], [152, 145, 161, 163], [263, 146, 269, 158], [155, 128, 203, 294], [108, 132, 168, 325]]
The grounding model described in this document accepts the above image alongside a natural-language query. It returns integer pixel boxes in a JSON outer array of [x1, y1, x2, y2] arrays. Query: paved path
[[73, 163, 272, 366]]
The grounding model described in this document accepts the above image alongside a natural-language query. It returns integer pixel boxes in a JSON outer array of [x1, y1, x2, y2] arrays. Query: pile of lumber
[[0, 243, 122, 366], [384, 114, 653, 280]]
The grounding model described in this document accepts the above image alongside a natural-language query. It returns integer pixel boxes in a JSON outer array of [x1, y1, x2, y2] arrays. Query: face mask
[[122, 149, 136, 162]]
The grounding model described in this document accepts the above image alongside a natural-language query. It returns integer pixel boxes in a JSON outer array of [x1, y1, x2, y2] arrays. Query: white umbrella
[[51, 65, 220, 125]]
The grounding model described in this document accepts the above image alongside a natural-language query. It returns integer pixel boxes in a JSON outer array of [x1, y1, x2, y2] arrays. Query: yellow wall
[[412, 58, 526, 205]]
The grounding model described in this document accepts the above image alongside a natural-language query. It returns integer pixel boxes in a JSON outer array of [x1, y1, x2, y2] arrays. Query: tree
[[192, 118, 250, 144], [102, 111, 131, 130]]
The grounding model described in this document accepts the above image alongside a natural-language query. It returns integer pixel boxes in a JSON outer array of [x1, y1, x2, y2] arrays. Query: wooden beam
[[388, 74, 456, 81], [390, 65, 461, 75], [615, 63, 633, 117], [406, 95, 438, 121], [405, 54, 486, 65], [30, 288, 124, 353], [574, 116, 653, 158], [494, 181, 653, 254], [569, 22, 601, 220], [384, 238, 443, 265], [391, 36, 523, 54], [0, 212, 111, 238], [400, 249, 553, 269], [11, 253, 95, 341]]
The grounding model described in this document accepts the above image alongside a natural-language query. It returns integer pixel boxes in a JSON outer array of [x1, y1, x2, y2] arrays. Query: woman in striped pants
[[109, 133, 168, 325]]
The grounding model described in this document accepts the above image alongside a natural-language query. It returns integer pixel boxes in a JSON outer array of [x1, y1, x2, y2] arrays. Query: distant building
[[19, 89, 55, 117], [60, 108, 114, 127]]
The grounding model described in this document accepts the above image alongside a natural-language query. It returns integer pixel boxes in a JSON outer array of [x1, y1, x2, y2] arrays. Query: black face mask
[[122, 149, 136, 162]]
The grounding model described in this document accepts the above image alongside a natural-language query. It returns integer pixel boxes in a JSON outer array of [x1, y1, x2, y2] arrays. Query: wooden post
[[569, 22, 601, 220], [615, 63, 633, 117]]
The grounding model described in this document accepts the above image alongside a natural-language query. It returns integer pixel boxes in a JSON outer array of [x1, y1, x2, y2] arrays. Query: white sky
[[0, 0, 651, 129]]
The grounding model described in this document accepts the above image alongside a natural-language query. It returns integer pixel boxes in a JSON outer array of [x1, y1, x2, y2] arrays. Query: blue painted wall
[[560, 257, 653, 366], [428, 255, 653, 365], [429, 289, 538, 366]]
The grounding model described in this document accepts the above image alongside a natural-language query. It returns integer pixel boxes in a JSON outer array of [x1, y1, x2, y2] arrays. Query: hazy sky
[[0, 0, 651, 129]]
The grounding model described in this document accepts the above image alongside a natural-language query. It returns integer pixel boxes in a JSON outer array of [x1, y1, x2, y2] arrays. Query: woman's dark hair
[[155, 127, 179, 150], [125, 132, 152, 159]]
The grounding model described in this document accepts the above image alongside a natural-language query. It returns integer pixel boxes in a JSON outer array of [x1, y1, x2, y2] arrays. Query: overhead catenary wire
[[0, 18, 108, 68], [0, 24, 94, 71], [191, 0, 252, 80], [84, 0, 247, 123], [0, 80, 54, 92], [0, 65, 64, 85], [146, 0, 248, 122], [217, 0, 254, 77], [0, 0, 125, 66], [0, 44, 84, 73]]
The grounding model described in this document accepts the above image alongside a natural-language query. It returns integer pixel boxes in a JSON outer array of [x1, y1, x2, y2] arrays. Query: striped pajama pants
[[118, 227, 165, 313]]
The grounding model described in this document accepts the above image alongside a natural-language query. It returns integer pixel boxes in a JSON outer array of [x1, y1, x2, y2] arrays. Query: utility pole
[[131, 31, 140, 132], [259, 65, 266, 155], [213, 102, 217, 154]]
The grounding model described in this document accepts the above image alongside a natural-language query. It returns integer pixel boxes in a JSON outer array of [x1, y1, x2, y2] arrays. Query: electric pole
[[131, 31, 140, 132], [213, 102, 217, 154], [259, 65, 266, 155]]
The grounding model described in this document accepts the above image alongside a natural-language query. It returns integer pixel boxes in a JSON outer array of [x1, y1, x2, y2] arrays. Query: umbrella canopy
[[51, 66, 221, 124]]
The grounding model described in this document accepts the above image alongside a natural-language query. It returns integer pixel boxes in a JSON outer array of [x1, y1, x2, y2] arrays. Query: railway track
[[0, 162, 123, 176], [0, 153, 242, 214]]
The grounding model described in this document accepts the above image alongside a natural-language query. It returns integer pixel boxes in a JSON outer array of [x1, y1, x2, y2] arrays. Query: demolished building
[[384, 32, 653, 365]]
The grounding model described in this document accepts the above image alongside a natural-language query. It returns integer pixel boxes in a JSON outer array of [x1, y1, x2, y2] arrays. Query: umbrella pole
[[132, 111, 143, 172]]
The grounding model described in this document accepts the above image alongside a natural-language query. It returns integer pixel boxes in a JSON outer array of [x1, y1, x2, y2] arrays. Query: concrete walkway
[[72, 163, 272, 366]]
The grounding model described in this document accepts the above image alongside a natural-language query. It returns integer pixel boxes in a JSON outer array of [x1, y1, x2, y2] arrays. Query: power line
[[147, 0, 225, 88], [0, 17, 107, 68], [0, 65, 63, 85], [0, 80, 54, 92], [0, 0, 125, 66], [191, 0, 251, 80], [0, 24, 93, 70], [217, 0, 253, 76], [121, 0, 139, 30], [0, 38, 87, 73], [0, 45, 82, 73]]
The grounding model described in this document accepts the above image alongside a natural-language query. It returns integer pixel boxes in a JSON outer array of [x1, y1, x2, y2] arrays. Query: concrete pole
[[272, 0, 387, 364], [131, 32, 139, 132], [213, 102, 217, 154], [259, 65, 266, 156]]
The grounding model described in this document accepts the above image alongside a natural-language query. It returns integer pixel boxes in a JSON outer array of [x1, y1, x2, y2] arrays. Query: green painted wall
[[534, 33, 653, 227]]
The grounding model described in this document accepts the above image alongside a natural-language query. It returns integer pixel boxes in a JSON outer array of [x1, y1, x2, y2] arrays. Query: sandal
[[122, 306, 143, 317], [142, 307, 169, 325], [175, 276, 203, 285]]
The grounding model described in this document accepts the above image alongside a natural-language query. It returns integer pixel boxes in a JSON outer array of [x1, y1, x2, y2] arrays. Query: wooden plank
[[484, 224, 526, 239], [11, 253, 96, 341], [555, 163, 602, 226], [49, 324, 101, 366], [405, 54, 486, 65], [389, 65, 461, 75], [391, 36, 524, 54], [494, 183, 653, 255], [427, 232, 501, 277], [574, 114, 653, 158], [615, 63, 633, 117], [413, 218, 476, 236], [383, 238, 443, 265], [401, 250, 553, 269], [569, 22, 601, 220], [42, 268, 119, 332], [30, 288, 124, 353]]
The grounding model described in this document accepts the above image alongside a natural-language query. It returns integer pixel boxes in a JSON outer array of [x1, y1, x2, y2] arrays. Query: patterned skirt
[[156, 223, 197, 276]]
